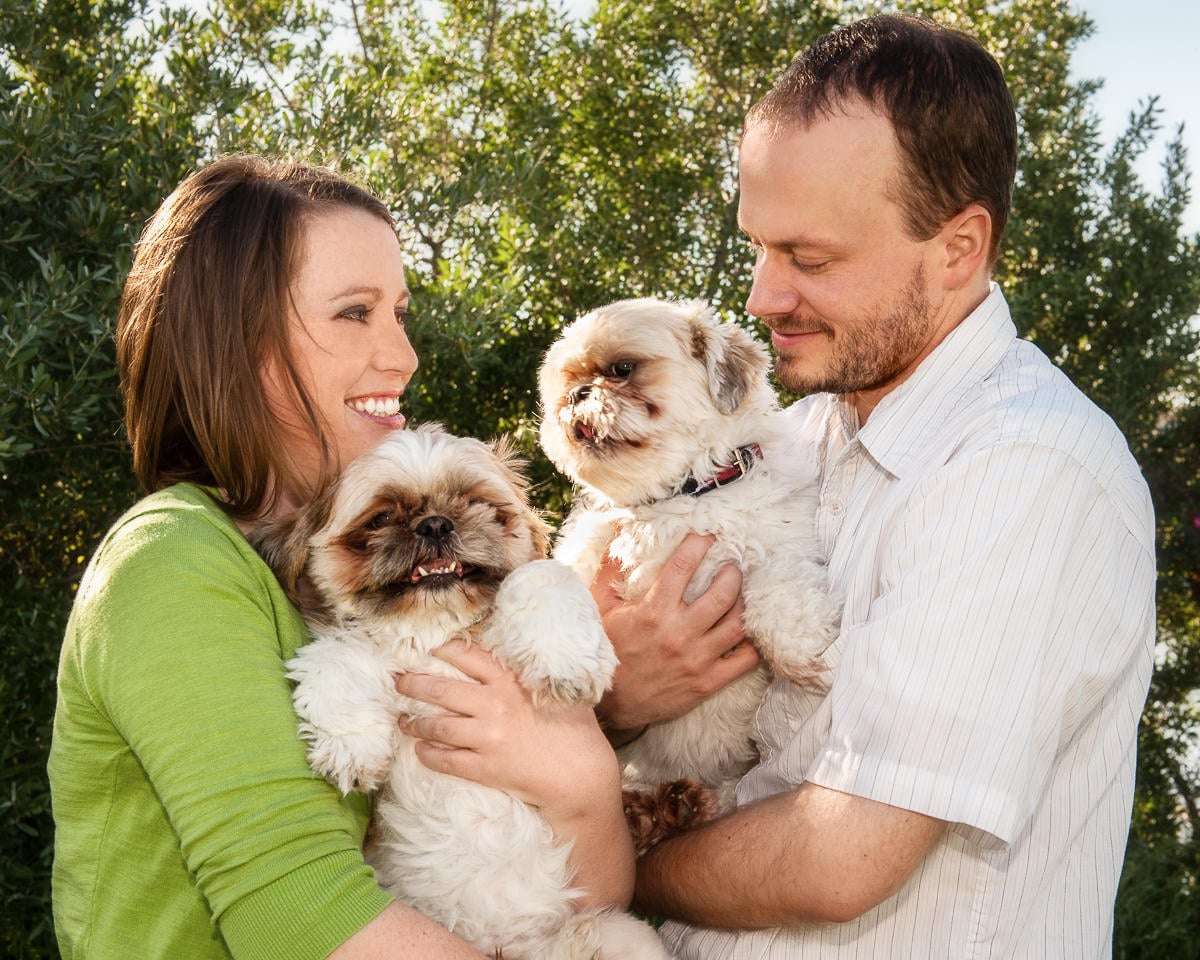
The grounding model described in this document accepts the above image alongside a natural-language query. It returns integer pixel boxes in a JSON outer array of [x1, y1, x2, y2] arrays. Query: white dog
[[253, 425, 670, 960], [539, 298, 841, 832]]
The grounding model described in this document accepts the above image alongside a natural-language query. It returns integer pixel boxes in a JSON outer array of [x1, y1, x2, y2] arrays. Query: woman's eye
[[396, 306, 413, 327], [608, 360, 636, 379], [340, 306, 369, 323]]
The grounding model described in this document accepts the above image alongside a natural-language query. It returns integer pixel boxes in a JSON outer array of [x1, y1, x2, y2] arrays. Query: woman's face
[[264, 205, 418, 509]]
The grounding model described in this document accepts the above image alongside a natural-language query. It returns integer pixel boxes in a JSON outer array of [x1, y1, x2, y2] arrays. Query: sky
[[1069, 0, 1199, 233]]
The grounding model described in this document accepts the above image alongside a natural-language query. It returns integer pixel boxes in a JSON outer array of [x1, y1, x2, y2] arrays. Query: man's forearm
[[634, 783, 947, 927]]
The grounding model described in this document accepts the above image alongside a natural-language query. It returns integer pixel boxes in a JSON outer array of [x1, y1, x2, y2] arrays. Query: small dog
[[253, 425, 670, 960], [539, 298, 841, 840]]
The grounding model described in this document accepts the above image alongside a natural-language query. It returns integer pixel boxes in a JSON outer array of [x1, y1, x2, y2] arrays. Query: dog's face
[[538, 298, 772, 505], [254, 425, 550, 629]]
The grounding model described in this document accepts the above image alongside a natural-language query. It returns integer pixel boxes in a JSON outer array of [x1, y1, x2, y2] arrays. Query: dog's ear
[[687, 302, 770, 414], [248, 483, 337, 610], [488, 434, 553, 560]]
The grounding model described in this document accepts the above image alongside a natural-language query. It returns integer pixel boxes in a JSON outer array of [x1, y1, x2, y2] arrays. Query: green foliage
[[0, 1, 248, 954], [2, 0, 1197, 955]]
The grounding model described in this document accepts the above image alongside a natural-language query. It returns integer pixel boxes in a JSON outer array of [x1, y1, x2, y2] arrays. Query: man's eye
[[608, 360, 636, 379]]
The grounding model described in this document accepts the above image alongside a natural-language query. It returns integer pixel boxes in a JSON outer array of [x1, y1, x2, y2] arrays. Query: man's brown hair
[[746, 14, 1018, 264], [116, 154, 395, 518]]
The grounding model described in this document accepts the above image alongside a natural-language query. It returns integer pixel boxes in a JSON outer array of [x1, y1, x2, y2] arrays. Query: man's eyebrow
[[739, 228, 842, 251]]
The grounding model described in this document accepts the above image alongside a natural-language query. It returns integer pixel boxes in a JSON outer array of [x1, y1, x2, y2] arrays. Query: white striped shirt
[[660, 285, 1156, 959]]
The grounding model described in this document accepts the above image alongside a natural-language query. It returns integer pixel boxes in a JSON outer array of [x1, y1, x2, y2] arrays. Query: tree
[[0, 1, 249, 954], [2, 0, 1196, 955]]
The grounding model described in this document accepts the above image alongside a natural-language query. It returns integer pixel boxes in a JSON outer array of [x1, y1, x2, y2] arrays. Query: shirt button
[[827, 499, 844, 516]]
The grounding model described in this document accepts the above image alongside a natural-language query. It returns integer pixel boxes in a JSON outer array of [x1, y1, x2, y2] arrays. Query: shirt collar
[[839, 283, 1016, 479]]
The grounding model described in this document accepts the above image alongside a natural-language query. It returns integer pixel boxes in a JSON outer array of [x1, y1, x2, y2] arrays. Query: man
[[596, 14, 1156, 958]]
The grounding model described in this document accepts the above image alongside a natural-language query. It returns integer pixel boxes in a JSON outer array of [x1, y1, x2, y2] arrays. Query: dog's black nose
[[569, 384, 592, 406], [415, 515, 454, 542]]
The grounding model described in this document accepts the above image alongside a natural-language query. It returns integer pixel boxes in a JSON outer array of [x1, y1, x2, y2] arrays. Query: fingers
[[428, 638, 508, 683], [397, 711, 487, 752], [591, 553, 627, 612], [407, 737, 476, 780], [394, 669, 483, 720], [706, 641, 761, 694], [648, 533, 716, 604], [392, 640, 513, 713], [680, 563, 745, 651]]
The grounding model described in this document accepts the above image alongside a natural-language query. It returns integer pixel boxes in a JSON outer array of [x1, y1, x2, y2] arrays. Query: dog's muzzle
[[568, 384, 593, 406]]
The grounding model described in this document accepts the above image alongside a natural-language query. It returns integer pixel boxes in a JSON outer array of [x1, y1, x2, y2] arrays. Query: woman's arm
[[394, 641, 634, 908], [328, 901, 487, 959]]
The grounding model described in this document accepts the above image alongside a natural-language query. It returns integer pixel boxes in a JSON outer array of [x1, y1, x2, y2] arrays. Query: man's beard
[[775, 264, 935, 397]]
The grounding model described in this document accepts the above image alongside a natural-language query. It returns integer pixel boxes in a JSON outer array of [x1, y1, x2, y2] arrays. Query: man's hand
[[593, 534, 760, 737]]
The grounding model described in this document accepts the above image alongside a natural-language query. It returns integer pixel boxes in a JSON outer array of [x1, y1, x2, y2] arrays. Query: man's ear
[[939, 203, 992, 290]]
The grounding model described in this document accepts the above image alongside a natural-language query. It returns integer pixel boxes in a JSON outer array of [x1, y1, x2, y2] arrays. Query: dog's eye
[[608, 360, 636, 379], [365, 510, 393, 531]]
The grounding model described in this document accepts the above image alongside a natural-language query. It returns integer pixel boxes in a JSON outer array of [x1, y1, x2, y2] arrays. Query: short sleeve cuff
[[806, 744, 1018, 846], [219, 850, 393, 960]]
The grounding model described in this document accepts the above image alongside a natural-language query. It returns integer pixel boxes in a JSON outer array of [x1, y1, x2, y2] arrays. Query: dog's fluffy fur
[[253, 425, 669, 960], [539, 298, 841, 821]]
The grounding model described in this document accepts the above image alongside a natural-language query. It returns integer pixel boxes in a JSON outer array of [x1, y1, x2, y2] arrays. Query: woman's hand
[[394, 641, 634, 907], [593, 534, 760, 738]]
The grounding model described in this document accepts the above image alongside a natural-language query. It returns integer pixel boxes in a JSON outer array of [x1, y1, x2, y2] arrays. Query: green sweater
[[49, 483, 393, 959]]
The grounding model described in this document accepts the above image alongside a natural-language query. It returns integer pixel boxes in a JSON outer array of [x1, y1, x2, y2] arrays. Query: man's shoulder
[[986, 340, 1135, 470]]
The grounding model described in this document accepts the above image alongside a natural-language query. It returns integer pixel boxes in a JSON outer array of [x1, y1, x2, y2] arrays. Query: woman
[[48, 154, 632, 960]]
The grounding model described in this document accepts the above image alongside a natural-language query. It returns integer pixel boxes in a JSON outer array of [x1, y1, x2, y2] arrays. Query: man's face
[[738, 102, 955, 415]]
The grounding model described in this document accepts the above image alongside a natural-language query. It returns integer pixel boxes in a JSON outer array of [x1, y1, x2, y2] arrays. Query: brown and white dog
[[253, 424, 669, 960], [539, 298, 841, 842]]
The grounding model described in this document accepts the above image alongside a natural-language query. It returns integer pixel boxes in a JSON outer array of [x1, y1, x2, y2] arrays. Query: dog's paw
[[744, 566, 841, 687], [302, 724, 394, 795], [623, 779, 719, 856], [485, 559, 618, 707]]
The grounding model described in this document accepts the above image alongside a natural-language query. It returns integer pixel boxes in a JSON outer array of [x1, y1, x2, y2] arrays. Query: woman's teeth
[[350, 396, 401, 417]]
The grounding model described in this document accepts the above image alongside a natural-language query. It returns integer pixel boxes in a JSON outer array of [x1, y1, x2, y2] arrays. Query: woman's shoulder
[[66, 483, 305, 671], [80, 483, 270, 609], [102, 483, 243, 556]]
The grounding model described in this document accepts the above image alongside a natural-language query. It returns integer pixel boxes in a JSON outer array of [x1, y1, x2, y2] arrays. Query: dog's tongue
[[409, 559, 465, 582], [574, 421, 595, 441]]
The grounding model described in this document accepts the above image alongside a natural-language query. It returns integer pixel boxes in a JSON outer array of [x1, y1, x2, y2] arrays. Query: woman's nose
[[378, 321, 419, 378]]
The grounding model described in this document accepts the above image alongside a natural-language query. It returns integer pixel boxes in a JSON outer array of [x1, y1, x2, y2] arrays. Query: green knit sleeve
[[76, 489, 391, 959]]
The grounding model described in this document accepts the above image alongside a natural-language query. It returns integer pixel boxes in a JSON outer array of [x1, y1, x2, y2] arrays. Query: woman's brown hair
[[116, 154, 395, 518]]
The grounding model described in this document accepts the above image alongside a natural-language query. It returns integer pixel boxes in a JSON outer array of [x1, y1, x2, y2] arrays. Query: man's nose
[[744, 255, 799, 320]]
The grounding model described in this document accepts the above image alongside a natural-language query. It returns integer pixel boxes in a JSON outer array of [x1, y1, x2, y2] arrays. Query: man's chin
[[774, 357, 829, 396]]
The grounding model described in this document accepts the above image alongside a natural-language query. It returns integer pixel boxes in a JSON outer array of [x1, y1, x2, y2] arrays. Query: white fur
[[539, 298, 841, 809], [274, 428, 670, 960]]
